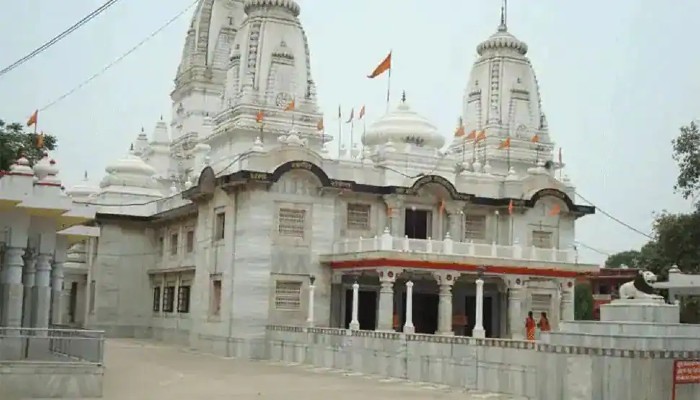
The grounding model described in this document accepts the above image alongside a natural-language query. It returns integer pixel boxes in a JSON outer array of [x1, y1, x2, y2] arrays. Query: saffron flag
[[508, 199, 514, 215], [317, 118, 324, 131], [530, 134, 540, 143], [345, 108, 354, 123], [284, 100, 295, 111], [498, 137, 511, 149], [476, 130, 486, 142], [367, 52, 392, 79], [466, 129, 477, 140], [454, 125, 465, 137], [549, 204, 561, 216], [358, 105, 366, 120], [36, 132, 45, 149], [255, 110, 264, 123], [27, 110, 38, 127]]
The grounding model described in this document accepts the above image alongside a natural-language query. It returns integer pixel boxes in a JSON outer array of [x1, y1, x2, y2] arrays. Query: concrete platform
[[23, 339, 523, 400]]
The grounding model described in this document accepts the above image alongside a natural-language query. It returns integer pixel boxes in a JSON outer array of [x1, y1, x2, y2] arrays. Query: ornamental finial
[[401, 90, 406, 103]]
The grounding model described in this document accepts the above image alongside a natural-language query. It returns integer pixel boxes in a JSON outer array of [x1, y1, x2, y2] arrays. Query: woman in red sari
[[538, 312, 551, 333], [525, 311, 536, 341]]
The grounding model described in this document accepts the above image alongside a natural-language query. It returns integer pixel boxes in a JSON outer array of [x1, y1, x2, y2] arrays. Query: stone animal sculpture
[[618, 270, 663, 300]]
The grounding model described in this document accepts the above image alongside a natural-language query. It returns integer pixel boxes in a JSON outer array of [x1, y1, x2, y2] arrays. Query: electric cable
[[0, 0, 122, 79], [574, 191, 654, 240], [40, 0, 199, 112], [574, 241, 610, 257]]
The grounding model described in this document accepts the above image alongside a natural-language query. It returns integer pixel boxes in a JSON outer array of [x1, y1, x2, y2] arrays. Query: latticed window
[[532, 230, 553, 248], [152, 287, 161, 312], [177, 286, 191, 313], [464, 215, 486, 240], [163, 286, 175, 312], [278, 208, 305, 238], [347, 203, 371, 230], [274, 281, 302, 310], [531, 294, 552, 316]]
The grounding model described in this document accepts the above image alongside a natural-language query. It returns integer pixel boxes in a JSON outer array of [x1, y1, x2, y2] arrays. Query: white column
[[403, 281, 415, 334], [51, 237, 67, 326], [306, 282, 316, 327], [349, 282, 360, 330], [1, 246, 26, 327], [32, 253, 52, 329], [507, 278, 525, 339], [22, 251, 36, 327], [434, 272, 455, 336], [560, 280, 574, 322], [472, 278, 486, 338], [376, 271, 396, 331]]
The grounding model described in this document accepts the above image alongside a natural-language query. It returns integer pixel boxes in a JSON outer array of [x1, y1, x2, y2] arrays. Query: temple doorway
[[401, 292, 438, 333], [344, 289, 377, 330], [405, 209, 431, 239], [464, 296, 494, 337], [68, 281, 79, 323]]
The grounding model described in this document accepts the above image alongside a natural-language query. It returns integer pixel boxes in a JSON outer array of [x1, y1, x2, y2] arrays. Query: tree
[[672, 121, 700, 203], [605, 250, 641, 268], [574, 283, 594, 320], [0, 119, 57, 171]]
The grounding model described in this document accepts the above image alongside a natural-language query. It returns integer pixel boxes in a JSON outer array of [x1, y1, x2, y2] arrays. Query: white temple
[[2, 0, 598, 356]]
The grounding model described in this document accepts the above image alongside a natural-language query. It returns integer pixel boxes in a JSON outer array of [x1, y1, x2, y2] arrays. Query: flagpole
[[337, 106, 342, 157], [510, 213, 514, 245], [350, 120, 354, 158], [386, 53, 392, 112]]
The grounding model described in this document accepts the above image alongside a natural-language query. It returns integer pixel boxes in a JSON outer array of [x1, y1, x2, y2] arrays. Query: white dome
[[66, 172, 99, 201], [105, 151, 157, 177], [363, 100, 444, 149]]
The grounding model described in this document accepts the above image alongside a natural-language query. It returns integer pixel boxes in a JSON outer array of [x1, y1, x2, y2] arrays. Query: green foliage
[[672, 121, 700, 202], [574, 283, 594, 320], [605, 250, 641, 268], [0, 119, 57, 171]]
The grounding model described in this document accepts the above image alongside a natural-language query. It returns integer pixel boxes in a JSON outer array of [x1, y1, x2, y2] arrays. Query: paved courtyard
[[57, 339, 523, 400]]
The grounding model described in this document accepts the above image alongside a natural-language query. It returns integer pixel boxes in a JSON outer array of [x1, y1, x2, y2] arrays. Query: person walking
[[525, 311, 536, 341], [537, 311, 551, 333]]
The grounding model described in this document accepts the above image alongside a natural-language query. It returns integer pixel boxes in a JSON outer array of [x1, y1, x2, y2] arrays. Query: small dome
[[105, 150, 157, 177], [476, 26, 528, 56], [66, 172, 99, 201], [151, 117, 170, 144], [244, 0, 300, 17], [363, 99, 444, 149], [33, 154, 51, 180]]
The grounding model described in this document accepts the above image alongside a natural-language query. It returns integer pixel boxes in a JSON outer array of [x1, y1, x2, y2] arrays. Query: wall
[[266, 326, 700, 400], [0, 362, 103, 399]]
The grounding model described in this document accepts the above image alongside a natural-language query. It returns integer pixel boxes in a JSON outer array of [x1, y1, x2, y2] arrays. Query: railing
[[0, 327, 105, 364], [330, 229, 575, 263]]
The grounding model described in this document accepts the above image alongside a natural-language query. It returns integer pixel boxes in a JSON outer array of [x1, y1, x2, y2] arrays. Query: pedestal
[[600, 298, 680, 324]]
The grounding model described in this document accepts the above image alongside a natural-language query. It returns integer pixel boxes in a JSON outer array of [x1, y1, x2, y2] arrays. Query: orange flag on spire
[[454, 125, 465, 137], [476, 130, 486, 142], [498, 137, 511, 149], [367, 52, 392, 79], [316, 118, 324, 131], [358, 105, 366, 120], [530, 134, 540, 143], [345, 108, 354, 123], [27, 110, 38, 127], [466, 129, 477, 140], [255, 110, 264, 123], [36, 132, 45, 149], [284, 100, 295, 111], [549, 204, 561, 216], [508, 199, 514, 215]]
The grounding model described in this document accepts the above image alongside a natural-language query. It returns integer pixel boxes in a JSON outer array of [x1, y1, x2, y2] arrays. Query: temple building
[[1, 0, 598, 357]]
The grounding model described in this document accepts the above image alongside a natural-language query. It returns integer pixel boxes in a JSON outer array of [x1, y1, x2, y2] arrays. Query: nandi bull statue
[[618, 270, 664, 300]]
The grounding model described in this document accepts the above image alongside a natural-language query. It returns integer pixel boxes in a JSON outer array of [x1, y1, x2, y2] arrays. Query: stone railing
[[330, 228, 575, 263], [0, 327, 105, 364]]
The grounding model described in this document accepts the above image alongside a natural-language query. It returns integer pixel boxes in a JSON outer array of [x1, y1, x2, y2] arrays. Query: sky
[[0, 0, 698, 264]]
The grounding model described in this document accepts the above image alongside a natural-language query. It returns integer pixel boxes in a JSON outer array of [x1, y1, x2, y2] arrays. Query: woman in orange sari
[[538, 312, 551, 333], [525, 311, 536, 341]]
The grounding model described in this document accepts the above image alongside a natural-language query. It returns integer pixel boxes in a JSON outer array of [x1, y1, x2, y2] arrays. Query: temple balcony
[[323, 228, 579, 266]]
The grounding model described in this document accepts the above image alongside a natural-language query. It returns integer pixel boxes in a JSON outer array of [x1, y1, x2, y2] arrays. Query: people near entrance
[[525, 311, 536, 341], [537, 312, 551, 332]]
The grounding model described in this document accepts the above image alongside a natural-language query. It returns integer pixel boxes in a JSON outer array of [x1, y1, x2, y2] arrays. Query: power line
[[575, 241, 609, 257], [40, 0, 199, 112], [0, 0, 122, 79], [574, 191, 654, 240]]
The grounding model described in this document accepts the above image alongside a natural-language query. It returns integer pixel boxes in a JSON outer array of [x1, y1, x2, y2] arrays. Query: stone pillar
[[1, 246, 26, 327], [383, 195, 405, 236], [306, 279, 316, 327], [32, 253, 53, 329], [445, 202, 464, 240], [22, 249, 36, 327], [434, 272, 456, 336], [403, 280, 415, 334], [472, 277, 486, 338], [51, 237, 68, 326], [349, 281, 360, 330], [376, 269, 397, 331], [560, 280, 575, 322], [506, 277, 526, 339]]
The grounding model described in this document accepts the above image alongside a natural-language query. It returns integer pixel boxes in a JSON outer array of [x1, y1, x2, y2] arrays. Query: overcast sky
[[1, 0, 697, 264]]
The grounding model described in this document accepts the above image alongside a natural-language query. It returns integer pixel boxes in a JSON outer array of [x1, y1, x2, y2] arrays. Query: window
[[163, 286, 175, 312], [152, 287, 161, 312], [531, 293, 552, 316], [170, 233, 179, 255], [532, 230, 553, 248], [278, 208, 305, 238], [215, 211, 226, 240], [186, 231, 195, 253], [347, 203, 371, 230], [274, 281, 302, 310], [89, 280, 96, 313], [464, 215, 487, 240], [177, 286, 191, 313], [210, 278, 222, 316]]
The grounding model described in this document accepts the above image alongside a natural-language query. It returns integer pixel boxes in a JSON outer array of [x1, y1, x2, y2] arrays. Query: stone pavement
[[49, 339, 525, 399]]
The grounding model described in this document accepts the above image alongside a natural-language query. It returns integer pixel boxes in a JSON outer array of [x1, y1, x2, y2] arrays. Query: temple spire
[[401, 90, 406, 103], [499, 0, 508, 31]]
